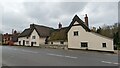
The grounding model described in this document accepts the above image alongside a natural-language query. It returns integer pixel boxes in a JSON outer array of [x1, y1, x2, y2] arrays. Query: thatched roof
[[18, 28, 31, 37], [48, 27, 68, 41], [18, 24, 54, 37], [67, 15, 91, 32], [48, 15, 91, 41]]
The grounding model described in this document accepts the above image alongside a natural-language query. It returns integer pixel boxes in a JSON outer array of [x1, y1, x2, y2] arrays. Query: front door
[[31, 42, 33, 46], [23, 40, 25, 46]]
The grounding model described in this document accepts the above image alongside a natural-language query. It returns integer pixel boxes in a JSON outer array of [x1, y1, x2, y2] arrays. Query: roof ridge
[[33, 24, 54, 29], [68, 15, 91, 32]]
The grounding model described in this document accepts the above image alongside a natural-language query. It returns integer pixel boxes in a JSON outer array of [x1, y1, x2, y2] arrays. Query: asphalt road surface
[[2, 46, 119, 66]]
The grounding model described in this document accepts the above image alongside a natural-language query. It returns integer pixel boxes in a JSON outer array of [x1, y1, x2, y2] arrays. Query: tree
[[96, 26, 101, 33], [114, 32, 120, 49], [96, 23, 120, 49]]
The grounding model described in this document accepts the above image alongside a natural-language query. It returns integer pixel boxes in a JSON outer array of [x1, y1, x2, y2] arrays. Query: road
[[2, 46, 119, 66]]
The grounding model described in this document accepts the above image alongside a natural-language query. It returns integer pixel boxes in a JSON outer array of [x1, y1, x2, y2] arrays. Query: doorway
[[31, 42, 33, 46], [23, 40, 25, 46]]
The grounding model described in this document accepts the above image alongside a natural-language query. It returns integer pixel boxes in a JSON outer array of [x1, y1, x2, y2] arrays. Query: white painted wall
[[39, 38, 46, 45], [18, 29, 46, 46], [30, 29, 46, 46], [14, 42, 18, 45], [49, 41, 68, 45], [18, 37, 30, 46], [68, 21, 114, 51], [29, 29, 39, 46]]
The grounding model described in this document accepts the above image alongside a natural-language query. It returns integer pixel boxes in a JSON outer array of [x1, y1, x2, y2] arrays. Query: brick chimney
[[14, 30, 17, 34], [58, 22, 62, 29], [30, 23, 34, 28], [12, 29, 14, 34], [84, 14, 89, 27]]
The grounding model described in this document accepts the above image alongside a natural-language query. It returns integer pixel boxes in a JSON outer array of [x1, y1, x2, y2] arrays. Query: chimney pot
[[85, 14, 87, 17], [30, 23, 34, 28], [84, 14, 89, 28], [12, 29, 14, 34], [58, 22, 62, 29], [14, 30, 17, 34]]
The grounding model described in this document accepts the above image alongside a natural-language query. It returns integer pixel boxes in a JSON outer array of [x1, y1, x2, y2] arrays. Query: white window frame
[[73, 31, 79, 36], [32, 36, 36, 39], [102, 43, 107, 48]]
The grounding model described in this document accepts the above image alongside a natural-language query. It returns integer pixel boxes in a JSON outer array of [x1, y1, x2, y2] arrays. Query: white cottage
[[18, 24, 54, 46], [48, 27, 68, 45], [67, 14, 114, 52]]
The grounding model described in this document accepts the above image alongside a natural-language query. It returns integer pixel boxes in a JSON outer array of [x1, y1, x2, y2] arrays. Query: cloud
[[1, 2, 118, 34], [78, 2, 118, 28], [118, 2, 120, 23], [22, 2, 87, 27]]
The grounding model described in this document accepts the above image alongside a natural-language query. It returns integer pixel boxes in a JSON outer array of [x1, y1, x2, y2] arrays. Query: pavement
[[2, 46, 119, 66]]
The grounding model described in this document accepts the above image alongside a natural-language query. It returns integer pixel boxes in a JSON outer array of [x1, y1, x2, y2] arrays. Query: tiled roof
[[11, 33, 20, 42]]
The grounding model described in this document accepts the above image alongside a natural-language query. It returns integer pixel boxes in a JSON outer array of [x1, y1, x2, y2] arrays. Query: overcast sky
[[0, 0, 119, 34]]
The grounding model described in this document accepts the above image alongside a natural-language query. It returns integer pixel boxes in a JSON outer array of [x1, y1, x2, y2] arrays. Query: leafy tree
[[96, 26, 101, 33], [96, 23, 120, 50]]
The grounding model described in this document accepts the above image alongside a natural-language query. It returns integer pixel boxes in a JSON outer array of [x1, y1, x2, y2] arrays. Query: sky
[[0, 0, 119, 34]]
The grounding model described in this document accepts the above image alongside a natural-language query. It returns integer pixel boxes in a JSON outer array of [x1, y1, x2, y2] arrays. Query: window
[[74, 31, 78, 36], [26, 41, 29, 44], [60, 41, 64, 44], [51, 42, 53, 44], [32, 36, 36, 39], [102, 43, 106, 48], [81, 42, 88, 47]]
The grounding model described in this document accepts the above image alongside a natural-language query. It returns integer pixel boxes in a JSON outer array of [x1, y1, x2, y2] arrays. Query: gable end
[[67, 15, 91, 33]]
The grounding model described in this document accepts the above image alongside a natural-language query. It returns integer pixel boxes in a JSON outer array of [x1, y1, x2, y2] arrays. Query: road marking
[[47, 53, 63, 57], [47, 53, 78, 59], [104, 54, 111, 55], [64, 56, 77, 59], [21, 50, 38, 54], [101, 61, 119, 65], [47, 53, 56, 56], [102, 61, 112, 64], [55, 54, 63, 57], [104, 54, 114, 56], [104, 54, 118, 56], [113, 63, 119, 65]]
